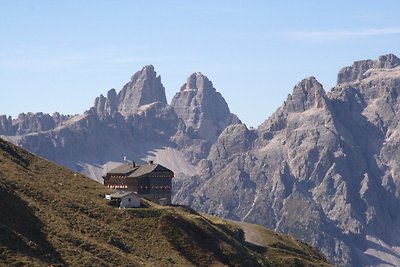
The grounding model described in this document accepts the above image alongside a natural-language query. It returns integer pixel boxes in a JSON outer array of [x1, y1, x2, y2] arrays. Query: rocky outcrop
[[0, 112, 70, 136], [0, 115, 13, 135], [93, 65, 167, 118], [93, 89, 118, 116], [337, 53, 400, 84], [171, 72, 240, 143], [208, 123, 257, 163], [117, 65, 167, 117], [283, 76, 328, 112]]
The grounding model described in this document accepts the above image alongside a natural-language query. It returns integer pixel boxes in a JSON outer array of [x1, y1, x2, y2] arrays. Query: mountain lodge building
[[103, 161, 174, 205]]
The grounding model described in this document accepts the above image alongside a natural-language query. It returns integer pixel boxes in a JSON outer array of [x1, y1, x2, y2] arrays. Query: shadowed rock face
[[171, 72, 240, 143]]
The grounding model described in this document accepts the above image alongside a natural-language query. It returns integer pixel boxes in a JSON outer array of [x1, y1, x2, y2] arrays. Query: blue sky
[[1, 1, 400, 127]]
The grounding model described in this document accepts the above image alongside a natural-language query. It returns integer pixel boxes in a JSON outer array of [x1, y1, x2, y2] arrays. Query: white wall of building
[[120, 193, 140, 208]]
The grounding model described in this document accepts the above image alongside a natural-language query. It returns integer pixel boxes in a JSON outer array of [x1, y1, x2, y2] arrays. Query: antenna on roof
[[123, 156, 135, 167]]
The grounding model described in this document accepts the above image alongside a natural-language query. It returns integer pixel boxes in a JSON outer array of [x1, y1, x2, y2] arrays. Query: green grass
[[0, 137, 332, 266]]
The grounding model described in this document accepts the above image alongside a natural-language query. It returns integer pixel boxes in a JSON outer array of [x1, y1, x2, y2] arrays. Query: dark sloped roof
[[128, 164, 173, 178], [107, 163, 138, 175], [107, 162, 173, 178]]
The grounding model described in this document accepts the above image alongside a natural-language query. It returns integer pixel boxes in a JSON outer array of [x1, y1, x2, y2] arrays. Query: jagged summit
[[337, 53, 400, 84], [171, 72, 240, 142], [284, 76, 327, 113], [118, 65, 167, 116], [93, 65, 167, 117], [180, 72, 214, 92], [377, 53, 400, 68], [93, 88, 118, 115]]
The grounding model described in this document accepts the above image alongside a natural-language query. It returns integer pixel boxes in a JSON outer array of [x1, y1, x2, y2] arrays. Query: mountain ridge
[[175, 54, 400, 266]]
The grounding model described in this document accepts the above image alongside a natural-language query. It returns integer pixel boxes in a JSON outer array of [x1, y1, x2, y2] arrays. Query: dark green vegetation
[[0, 137, 332, 266]]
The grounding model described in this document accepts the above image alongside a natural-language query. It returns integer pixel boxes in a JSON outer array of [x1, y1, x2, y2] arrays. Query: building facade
[[106, 191, 141, 208], [103, 161, 174, 205]]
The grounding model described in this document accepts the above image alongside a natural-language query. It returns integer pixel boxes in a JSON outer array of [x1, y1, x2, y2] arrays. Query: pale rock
[[118, 65, 167, 117], [171, 72, 240, 143]]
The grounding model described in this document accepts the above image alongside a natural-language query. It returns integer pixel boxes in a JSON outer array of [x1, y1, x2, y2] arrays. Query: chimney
[[149, 160, 154, 165], [132, 161, 136, 167]]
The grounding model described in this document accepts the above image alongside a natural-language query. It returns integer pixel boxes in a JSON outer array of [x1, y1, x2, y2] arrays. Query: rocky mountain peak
[[130, 65, 156, 83], [284, 76, 327, 113], [92, 65, 167, 118], [377, 53, 400, 67], [117, 65, 167, 117], [171, 72, 240, 143], [93, 89, 118, 116], [180, 72, 213, 92], [337, 53, 400, 84]]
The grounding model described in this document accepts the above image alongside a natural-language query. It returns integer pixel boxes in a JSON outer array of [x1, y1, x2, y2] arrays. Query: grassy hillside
[[229, 220, 332, 267], [0, 137, 332, 266]]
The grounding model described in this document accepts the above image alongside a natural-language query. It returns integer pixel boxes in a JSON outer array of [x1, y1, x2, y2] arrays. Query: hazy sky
[[2, 0, 400, 127]]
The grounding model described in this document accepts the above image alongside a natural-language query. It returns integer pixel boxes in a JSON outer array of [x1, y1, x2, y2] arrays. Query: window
[[128, 198, 131, 202]]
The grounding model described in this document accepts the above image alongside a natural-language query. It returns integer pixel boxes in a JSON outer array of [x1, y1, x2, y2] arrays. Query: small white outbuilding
[[106, 191, 140, 208]]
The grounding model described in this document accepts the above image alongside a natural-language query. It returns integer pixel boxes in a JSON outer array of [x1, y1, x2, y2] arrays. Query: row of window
[[111, 175, 171, 179], [111, 175, 126, 179], [107, 185, 128, 189], [140, 185, 171, 189], [149, 175, 172, 178], [106, 184, 171, 190]]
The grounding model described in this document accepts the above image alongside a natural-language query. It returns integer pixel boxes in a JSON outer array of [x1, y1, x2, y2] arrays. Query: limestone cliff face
[[118, 65, 167, 117], [337, 53, 400, 84], [0, 112, 70, 136], [174, 54, 400, 266], [93, 65, 167, 118], [171, 72, 240, 143], [93, 89, 118, 116]]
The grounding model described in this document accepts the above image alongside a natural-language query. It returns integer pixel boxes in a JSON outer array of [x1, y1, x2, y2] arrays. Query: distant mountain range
[[2, 54, 400, 266], [0, 65, 238, 181]]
